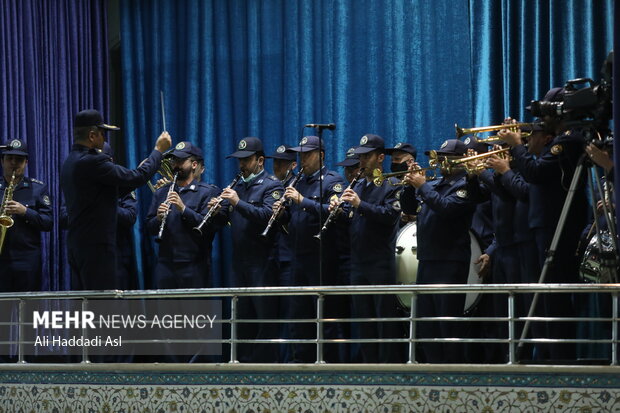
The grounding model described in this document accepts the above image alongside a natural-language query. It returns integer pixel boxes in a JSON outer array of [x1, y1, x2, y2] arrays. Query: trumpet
[[455, 122, 539, 138], [260, 167, 305, 237], [155, 172, 179, 243], [444, 147, 511, 173], [372, 165, 441, 186], [314, 168, 365, 239], [193, 172, 243, 235]]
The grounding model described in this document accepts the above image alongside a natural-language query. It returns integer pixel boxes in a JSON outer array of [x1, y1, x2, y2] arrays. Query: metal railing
[[0, 283, 618, 364]]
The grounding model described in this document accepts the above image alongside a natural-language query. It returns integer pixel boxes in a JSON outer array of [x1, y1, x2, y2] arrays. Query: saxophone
[[0, 171, 16, 254]]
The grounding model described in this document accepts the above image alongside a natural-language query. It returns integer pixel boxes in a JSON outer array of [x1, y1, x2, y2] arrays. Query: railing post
[[18, 299, 25, 363], [508, 292, 515, 365], [612, 292, 618, 366], [408, 293, 417, 364], [81, 299, 90, 363], [230, 296, 239, 363], [316, 294, 325, 364]]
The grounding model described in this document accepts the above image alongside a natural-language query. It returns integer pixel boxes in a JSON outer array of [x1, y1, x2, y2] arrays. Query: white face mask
[[242, 172, 259, 183]]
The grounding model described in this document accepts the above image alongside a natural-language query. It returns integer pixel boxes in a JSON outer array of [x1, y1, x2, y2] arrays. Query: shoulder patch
[[456, 188, 468, 199], [333, 183, 343, 193], [272, 190, 281, 200], [42, 195, 51, 206], [550, 144, 563, 155]]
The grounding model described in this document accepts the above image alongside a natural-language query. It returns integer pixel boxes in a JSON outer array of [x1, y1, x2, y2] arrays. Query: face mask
[[390, 161, 409, 173], [242, 172, 259, 183]]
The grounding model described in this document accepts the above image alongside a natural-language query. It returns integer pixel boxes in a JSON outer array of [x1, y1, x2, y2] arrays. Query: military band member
[[335, 146, 361, 184], [220, 137, 284, 362], [146, 142, 224, 288], [386, 142, 418, 225], [276, 135, 346, 362], [335, 134, 402, 363], [499, 92, 589, 361], [61, 109, 171, 290], [0, 139, 53, 292], [401, 139, 477, 363], [266, 144, 298, 362]]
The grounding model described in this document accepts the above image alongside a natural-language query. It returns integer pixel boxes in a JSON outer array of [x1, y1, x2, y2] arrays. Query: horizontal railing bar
[[0, 283, 619, 300]]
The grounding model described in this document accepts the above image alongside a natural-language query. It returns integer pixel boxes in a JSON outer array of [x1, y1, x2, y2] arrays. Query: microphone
[[305, 123, 336, 130]]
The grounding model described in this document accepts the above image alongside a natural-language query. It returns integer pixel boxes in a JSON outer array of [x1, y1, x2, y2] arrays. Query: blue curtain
[[120, 0, 613, 287], [0, 0, 109, 290]]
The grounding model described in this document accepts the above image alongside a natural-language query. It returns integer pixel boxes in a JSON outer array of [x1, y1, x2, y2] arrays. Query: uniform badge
[[464, 137, 471, 145], [10, 139, 21, 148], [175, 142, 186, 150], [190, 184, 196, 190], [550, 144, 563, 155], [392, 201, 401, 211], [130, 191, 137, 200], [238, 140, 247, 149], [300, 137, 308, 145], [346, 147, 355, 155], [360, 136, 368, 145], [333, 183, 343, 193], [396, 190, 402, 200], [440, 140, 448, 149], [395, 142, 403, 148], [42, 195, 51, 206], [272, 190, 281, 200], [348, 210, 354, 218], [416, 205, 422, 213], [456, 189, 468, 199], [277, 145, 286, 153], [564, 130, 572, 136]]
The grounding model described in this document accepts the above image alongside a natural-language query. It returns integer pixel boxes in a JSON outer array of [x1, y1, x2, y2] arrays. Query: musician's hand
[[284, 186, 304, 204], [154, 177, 171, 190], [485, 155, 510, 174], [586, 143, 614, 172], [220, 188, 240, 206], [340, 188, 360, 208], [5, 200, 26, 215], [272, 199, 286, 217], [405, 172, 426, 189], [156, 203, 170, 221], [401, 213, 416, 223], [207, 197, 221, 211], [497, 117, 522, 147], [155, 131, 172, 153], [596, 199, 614, 215], [328, 197, 340, 213], [475, 253, 491, 279], [167, 192, 185, 212]]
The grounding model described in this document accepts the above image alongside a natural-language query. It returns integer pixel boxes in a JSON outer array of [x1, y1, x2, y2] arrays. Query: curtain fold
[[0, 0, 109, 290]]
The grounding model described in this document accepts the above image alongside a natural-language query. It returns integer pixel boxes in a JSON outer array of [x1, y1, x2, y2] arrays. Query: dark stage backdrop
[[119, 0, 613, 288], [0, 0, 109, 290]]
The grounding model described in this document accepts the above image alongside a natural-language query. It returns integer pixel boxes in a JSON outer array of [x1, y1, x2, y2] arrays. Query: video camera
[[528, 51, 613, 129]]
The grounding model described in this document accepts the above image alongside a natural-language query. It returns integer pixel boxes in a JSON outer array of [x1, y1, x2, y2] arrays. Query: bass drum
[[579, 230, 619, 284], [395, 222, 483, 314]]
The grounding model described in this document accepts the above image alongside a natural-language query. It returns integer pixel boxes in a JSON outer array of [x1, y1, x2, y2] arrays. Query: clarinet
[[155, 172, 179, 243], [314, 168, 365, 240], [193, 172, 243, 235], [260, 167, 305, 237]]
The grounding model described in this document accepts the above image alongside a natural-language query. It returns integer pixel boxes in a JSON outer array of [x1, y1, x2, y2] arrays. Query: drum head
[[464, 231, 483, 314], [395, 223, 418, 309]]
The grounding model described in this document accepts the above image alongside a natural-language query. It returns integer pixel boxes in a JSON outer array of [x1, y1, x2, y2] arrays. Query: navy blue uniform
[[60, 144, 162, 290], [284, 167, 346, 362], [401, 171, 476, 363], [115, 192, 138, 289], [146, 180, 223, 288], [228, 169, 283, 362], [0, 176, 52, 292], [347, 177, 401, 363], [510, 130, 588, 360]]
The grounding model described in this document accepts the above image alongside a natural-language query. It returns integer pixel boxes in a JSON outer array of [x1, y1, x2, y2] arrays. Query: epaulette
[[30, 178, 45, 185], [268, 175, 279, 181]]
